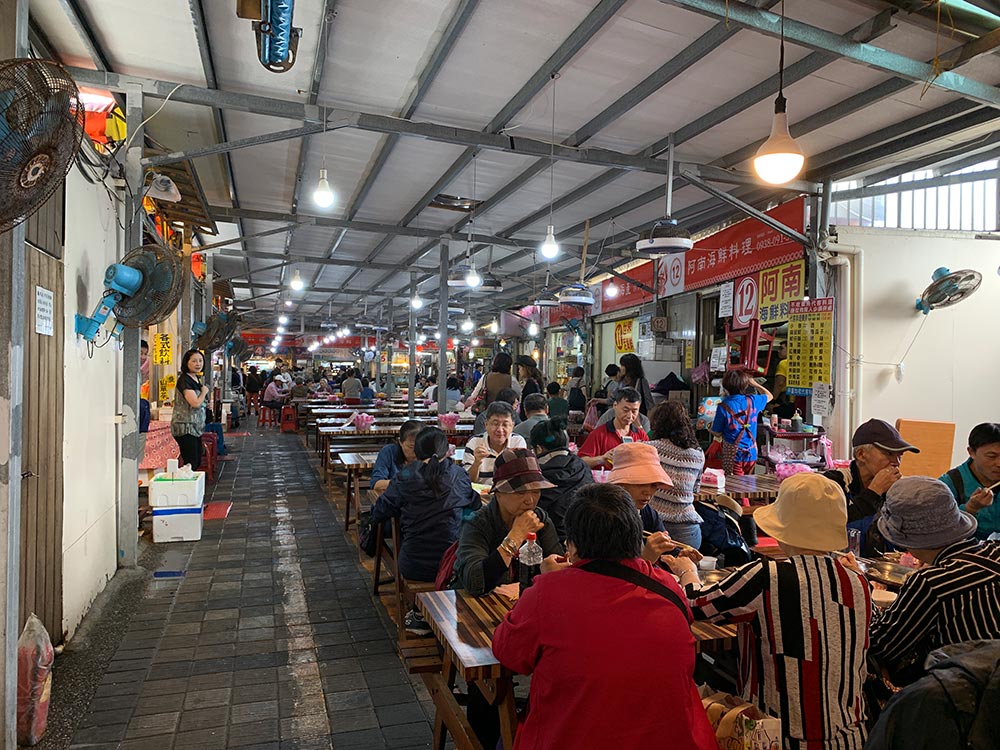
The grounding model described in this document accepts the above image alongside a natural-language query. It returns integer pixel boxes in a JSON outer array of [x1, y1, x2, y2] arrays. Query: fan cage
[[114, 244, 186, 327]]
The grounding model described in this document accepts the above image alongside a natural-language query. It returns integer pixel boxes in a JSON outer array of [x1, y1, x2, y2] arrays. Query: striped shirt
[[686, 555, 871, 750], [869, 539, 1000, 677], [647, 439, 704, 524]]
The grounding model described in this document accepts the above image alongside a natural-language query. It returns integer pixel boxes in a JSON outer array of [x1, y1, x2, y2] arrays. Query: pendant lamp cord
[[776, 0, 787, 114], [548, 72, 557, 226], [664, 133, 675, 219]]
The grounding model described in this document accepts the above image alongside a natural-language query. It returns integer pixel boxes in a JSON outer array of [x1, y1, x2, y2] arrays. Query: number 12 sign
[[733, 276, 758, 329]]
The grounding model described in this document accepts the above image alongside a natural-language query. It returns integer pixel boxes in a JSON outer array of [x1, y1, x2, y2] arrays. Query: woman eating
[[370, 420, 423, 492], [171, 349, 209, 470], [647, 401, 705, 549], [665, 473, 872, 750], [711, 368, 772, 475], [608, 442, 680, 564]]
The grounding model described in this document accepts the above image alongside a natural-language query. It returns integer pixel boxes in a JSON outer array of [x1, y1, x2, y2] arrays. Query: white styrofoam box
[[157, 406, 173, 422], [149, 471, 205, 507], [152, 504, 203, 543]]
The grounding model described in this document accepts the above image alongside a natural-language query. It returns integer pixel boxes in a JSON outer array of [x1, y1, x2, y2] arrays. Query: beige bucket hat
[[753, 472, 848, 552]]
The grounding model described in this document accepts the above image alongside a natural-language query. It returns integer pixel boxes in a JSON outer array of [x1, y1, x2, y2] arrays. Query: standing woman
[[172, 349, 209, 469], [618, 353, 654, 415], [647, 401, 705, 549], [712, 369, 772, 476], [515, 355, 544, 420], [467, 351, 520, 409]]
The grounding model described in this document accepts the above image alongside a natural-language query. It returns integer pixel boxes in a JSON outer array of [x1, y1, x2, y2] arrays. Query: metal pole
[[203, 252, 214, 418], [387, 303, 395, 397], [117, 81, 144, 570], [408, 273, 417, 417], [438, 238, 449, 415]]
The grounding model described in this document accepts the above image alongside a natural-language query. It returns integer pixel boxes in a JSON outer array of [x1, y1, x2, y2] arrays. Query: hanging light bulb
[[465, 262, 481, 288], [753, 4, 804, 185], [605, 281, 620, 299], [434, 332, 441, 340], [278, 315, 289, 325], [528, 322, 539, 337], [532, 348, 540, 360], [410, 295, 423, 310], [342, 327, 351, 336], [488, 319, 498, 334], [471, 337, 480, 347], [290, 270, 305, 291], [539, 225, 560, 260], [285, 299, 293, 307], [313, 167, 335, 208], [461, 317, 474, 333]]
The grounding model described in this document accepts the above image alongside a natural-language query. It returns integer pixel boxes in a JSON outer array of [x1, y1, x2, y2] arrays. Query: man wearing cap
[[493, 483, 718, 750], [578, 387, 649, 470], [939, 422, 1000, 540], [824, 418, 919, 556], [666, 473, 872, 750], [868, 476, 1000, 684], [456, 449, 564, 598]]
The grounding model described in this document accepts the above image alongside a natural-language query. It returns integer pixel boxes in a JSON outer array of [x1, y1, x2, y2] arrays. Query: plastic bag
[[17, 613, 54, 746], [700, 689, 782, 750], [582, 404, 599, 432]]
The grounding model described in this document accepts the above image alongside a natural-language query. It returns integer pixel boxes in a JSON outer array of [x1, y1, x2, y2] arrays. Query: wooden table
[[336, 451, 380, 530], [319, 424, 474, 472], [417, 588, 737, 750], [696, 473, 782, 514]]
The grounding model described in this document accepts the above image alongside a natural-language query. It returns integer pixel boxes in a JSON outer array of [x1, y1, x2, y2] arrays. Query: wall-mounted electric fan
[[75, 244, 186, 341], [193, 311, 239, 350], [227, 335, 252, 363], [915, 267, 982, 315], [0, 58, 85, 232]]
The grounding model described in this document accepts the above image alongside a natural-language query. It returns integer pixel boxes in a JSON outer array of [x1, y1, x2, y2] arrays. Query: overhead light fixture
[[753, 5, 804, 185], [451, 338, 459, 346], [471, 337, 480, 346], [635, 134, 692, 257], [447, 303, 465, 315], [290, 270, 305, 291], [465, 263, 482, 288], [270, 346, 277, 353], [314, 167, 335, 208], [285, 300, 293, 307], [461, 317, 475, 333], [488, 318, 499, 334], [410, 295, 423, 310], [479, 272, 503, 293], [557, 283, 595, 307], [342, 327, 351, 336], [532, 348, 540, 360], [278, 315, 288, 325], [605, 281, 620, 299], [539, 73, 560, 261], [276, 326, 286, 334], [528, 322, 539, 337], [434, 332, 441, 340]]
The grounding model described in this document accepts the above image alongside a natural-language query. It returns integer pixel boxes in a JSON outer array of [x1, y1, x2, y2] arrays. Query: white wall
[[839, 226, 1000, 466], [61, 168, 122, 638]]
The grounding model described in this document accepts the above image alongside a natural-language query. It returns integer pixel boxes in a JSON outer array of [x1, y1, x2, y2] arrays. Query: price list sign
[[786, 297, 834, 396]]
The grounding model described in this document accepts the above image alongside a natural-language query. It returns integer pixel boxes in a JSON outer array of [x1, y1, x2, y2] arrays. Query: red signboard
[[684, 198, 806, 291], [598, 260, 656, 314], [542, 303, 589, 328]]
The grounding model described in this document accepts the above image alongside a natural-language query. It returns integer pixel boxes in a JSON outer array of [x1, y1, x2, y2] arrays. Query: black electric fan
[[0, 58, 85, 233], [193, 311, 239, 350]]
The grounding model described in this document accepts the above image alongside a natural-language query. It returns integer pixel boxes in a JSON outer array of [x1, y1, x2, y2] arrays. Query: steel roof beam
[[332, 0, 630, 293], [658, 0, 1000, 108], [861, 132, 1000, 186], [829, 166, 1000, 202], [214, 249, 438, 272]]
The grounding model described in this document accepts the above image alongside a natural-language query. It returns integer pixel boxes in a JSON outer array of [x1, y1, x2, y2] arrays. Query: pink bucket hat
[[608, 443, 673, 488]]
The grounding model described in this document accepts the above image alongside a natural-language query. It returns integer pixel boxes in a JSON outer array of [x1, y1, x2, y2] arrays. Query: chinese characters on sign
[[152, 332, 173, 365], [158, 374, 176, 403], [786, 298, 835, 396], [754, 259, 805, 325], [614, 319, 635, 354]]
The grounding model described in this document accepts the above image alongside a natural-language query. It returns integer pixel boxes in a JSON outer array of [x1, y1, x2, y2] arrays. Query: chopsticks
[[642, 530, 698, 554], [986, 479, 1000, 492]]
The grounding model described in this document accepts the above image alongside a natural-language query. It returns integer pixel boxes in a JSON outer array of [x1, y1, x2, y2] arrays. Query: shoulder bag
[[578, 559, 692, 624]]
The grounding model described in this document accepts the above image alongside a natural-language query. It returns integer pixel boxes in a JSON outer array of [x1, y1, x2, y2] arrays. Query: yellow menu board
[[786, 298, 834, 396]]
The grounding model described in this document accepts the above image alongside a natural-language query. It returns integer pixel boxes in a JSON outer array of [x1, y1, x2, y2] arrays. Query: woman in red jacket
[[493, 483, 716, 750]]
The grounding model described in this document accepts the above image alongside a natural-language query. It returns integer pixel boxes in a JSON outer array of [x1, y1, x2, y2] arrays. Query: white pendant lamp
[[533, 271, 560, 308], [605, 281, 620, 299], [290, 270, 305, 291], [539, 74, 560, 261], [313, 167, 335, 208], [753, 3, 804, 185]]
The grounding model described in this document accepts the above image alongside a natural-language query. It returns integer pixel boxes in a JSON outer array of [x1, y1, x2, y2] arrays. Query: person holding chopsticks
[[939, 422, 1000, 540]]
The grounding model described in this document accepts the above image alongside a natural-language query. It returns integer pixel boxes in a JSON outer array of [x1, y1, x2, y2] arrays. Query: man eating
[[463, 402, 527, 483], [940, 422, 1000, 540]]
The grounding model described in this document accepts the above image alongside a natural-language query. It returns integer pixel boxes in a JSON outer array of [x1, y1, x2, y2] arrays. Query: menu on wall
[[153, 332, 173, 365], [787, 298, 835, 396], [614, 319, 635, 354], [158, 374, 176, 403]]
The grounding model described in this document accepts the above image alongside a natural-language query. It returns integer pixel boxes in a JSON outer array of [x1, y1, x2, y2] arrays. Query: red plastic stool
[[198, 432, 218, 481], [259, 406, 278, 428], [280, 405, 297, 433]]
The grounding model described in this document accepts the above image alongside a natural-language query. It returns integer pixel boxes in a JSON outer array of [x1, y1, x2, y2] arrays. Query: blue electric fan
[[914, 267, 982, 315], [75, 244, 186, 341], [0, 58, 85, 232], [193, 311, 239, 350]]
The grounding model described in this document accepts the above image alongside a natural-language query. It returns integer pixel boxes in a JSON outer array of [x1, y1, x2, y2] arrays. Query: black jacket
[[824, 461, 890, 556], [865, 640, 1000, 750], [536, 449, 593, 539], [371, 458, 481, 582]]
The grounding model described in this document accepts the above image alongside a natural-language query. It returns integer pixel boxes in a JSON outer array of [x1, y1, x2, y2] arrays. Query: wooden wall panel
[[19, 246, 64, 641], [25, 181, 65, 261]]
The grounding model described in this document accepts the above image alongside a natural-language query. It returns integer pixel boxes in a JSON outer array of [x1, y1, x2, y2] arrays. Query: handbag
[[357, 511, 378, 557], [704, 440, 723, 470]]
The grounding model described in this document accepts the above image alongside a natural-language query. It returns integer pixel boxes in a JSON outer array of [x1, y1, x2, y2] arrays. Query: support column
[[0, 3, 28, 741], [386, 303, 395, 397], [117, 81, 144, 570], [438, 239, 449, 415], [203, 251, 214, 417], [408, 273, 417, 417]]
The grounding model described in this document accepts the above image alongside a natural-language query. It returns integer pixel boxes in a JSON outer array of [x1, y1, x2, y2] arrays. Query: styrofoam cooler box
[[153, 504, 203, 543], [150, 472, 206, 507]]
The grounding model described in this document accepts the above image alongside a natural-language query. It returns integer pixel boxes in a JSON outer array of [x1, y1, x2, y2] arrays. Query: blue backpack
[[694, 499, 752, 567]]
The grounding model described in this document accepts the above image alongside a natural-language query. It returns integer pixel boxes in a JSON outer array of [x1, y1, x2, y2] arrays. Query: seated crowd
[[362, 365, 1000, 750]]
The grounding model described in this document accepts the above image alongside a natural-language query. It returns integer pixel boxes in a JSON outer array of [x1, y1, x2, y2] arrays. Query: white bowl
[[871, 589, 898, 609], [698, 556, 718, 571]]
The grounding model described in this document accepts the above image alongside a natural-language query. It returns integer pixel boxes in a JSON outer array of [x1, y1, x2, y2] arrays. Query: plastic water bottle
[[518, 532, 543, 595]]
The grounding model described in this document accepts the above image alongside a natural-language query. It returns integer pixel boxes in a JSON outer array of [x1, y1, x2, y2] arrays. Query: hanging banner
[[152, 332, 173, 365], [614, 319, 635, 354], [157, 374, 176, 403], [600, 261, 656, 314], [737, 259, 806, 326], [787, 298, 835, 396], [541, 303, 590, 328]]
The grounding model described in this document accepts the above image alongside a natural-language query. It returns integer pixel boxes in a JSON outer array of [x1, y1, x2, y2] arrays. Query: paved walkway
[[68, 425, 434, 750]]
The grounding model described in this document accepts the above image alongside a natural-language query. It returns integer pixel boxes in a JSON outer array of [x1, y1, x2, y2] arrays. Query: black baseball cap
[[851, 419, 920, 453]]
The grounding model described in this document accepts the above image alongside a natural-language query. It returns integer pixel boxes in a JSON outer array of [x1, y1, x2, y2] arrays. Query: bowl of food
[[871, 589, 898, 609]]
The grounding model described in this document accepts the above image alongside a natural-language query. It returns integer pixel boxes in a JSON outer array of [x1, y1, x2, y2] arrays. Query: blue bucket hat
[[877, 476, 977, 549]]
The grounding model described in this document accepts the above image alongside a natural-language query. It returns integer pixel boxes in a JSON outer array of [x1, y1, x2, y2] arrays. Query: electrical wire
[[121, 82, 186, 154]]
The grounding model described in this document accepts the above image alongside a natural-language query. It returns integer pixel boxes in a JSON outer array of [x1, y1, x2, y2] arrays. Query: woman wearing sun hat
[[608, 442, 683, 564], [665, 472, 872, 750], [455, 449, 564, 598]]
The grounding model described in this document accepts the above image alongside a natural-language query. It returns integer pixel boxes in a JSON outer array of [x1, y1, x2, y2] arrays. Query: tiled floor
[[69, 425, 435, 750]]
